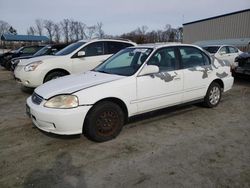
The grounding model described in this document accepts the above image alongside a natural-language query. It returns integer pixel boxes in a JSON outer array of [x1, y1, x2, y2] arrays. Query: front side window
[[147, 47, 177, 72], [179, 47, 210, 69], [94, 48, 152, 76], [82, 42, 104, 57], [219, 47, 228, 54]]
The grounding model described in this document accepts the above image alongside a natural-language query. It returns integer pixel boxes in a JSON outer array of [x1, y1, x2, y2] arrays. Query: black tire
[[203, 82, 222, 108], [5, 61, 11, 70], [84, 101, 124, 142], [44, 71, 67, 83]]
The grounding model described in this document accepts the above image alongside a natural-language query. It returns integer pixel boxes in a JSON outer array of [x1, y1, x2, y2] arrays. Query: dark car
[[1, 45, 45, 70], [0, 48, 21, 67], [234, 52, 250, 77], [10, 44, 68, 71]]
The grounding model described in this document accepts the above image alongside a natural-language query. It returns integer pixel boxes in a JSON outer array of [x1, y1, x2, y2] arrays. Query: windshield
[[94, 48, 153, 76], [33, 46, 50, 56], [55, 42, 85, 56], [203, 46, 220, 54], [14, 47, 24, 53]]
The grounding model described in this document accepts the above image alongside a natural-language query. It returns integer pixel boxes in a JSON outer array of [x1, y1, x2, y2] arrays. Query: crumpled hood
[[18, 55, 56, 66], [35, 71, 125, 99]]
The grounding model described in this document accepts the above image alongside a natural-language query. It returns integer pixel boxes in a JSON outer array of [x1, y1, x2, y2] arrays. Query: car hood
[[18, 55, 56, 66], [35, 71, 125, 99], [12, 55, 33, 61]]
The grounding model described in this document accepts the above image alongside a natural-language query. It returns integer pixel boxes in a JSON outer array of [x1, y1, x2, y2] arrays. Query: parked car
[[26, 44, 234, 142], [2, 45, 45, 70], [10, 44, 68, 71], [14, 39, 136, 88], [233, 51, 250, 76], [0, 47, 23, 67], [0, 49, 18, 67], [203, 45, 242, 68]]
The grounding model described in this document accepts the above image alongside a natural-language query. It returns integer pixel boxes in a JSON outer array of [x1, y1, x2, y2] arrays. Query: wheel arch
[[211, 79, 224, 91], [43, 68, 70, 83], [82, 97, 129, 134]]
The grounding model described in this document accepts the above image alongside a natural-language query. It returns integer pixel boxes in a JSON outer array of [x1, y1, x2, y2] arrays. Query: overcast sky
[[0, 0, 249, 35]]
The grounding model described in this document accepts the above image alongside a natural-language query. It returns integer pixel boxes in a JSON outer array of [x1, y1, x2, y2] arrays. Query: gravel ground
[[0, 67, 249, 188]]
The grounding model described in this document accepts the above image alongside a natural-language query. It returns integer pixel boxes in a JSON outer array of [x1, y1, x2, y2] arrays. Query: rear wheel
[[84, 101, 124, 142], [203, 82, 222, 108], [44, 71, 67, 83]]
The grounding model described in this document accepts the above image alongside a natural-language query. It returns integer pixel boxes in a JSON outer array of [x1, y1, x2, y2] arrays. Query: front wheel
[[203, 82, 222, 108], [83, 101, 124, 142]]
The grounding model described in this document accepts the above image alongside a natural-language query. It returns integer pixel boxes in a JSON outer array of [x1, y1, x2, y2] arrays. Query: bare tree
[[53, 23, 61, 43], [44, 20, 55, 43], [0, 20, 10, 37], [27, 26, 36, 35], [95, 22, 104, 39], [86, 26, 96, 39], [79, 22, 87, 39], [35, 19, 44, 36], [60, 19, 70, 43], [69, 20, 81, 42], [0, 20, 11, 47]]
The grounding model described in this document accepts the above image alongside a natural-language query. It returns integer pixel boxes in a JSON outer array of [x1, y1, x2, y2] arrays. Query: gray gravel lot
[[0, 67, 250, 188]]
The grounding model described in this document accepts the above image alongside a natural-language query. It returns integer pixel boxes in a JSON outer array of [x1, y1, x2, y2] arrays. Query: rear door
[[178, 46, 212, 102]]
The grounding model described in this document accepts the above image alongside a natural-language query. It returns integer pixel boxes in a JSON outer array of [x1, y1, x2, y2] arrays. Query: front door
[[136, 47, 183, 113], [72, 42, 111, 73]]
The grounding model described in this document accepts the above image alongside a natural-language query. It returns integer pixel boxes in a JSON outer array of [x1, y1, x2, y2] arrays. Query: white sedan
[[26, 44, 234, 142], [203, 45, 242, 69]]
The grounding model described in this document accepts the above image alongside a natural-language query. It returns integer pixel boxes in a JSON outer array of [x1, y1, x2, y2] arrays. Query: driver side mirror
[[77, 51, 85, 57], [139, 65, 159, 76]]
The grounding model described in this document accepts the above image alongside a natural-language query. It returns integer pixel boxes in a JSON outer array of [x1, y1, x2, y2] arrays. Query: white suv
[[14, 39, 136, 88], [26, 44, 234, 142]]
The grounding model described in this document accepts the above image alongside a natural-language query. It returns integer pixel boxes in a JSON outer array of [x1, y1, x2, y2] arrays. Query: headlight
[[24, 61, 43, 72], [44, 95, 79, 109]]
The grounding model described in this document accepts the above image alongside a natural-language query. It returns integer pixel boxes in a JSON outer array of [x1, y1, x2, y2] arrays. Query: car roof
[[78, 38, 136, 44], [203, 45, 236, 48], [131, 43, 202, 50]]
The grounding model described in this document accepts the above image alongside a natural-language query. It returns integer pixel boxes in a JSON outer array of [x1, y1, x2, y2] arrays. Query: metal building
[[183, 9, 250, 50]]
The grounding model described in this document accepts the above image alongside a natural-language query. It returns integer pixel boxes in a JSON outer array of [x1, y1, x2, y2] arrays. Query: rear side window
[[105, 42, 133, 54], [179, 47, 210, 69], [82, 42, 104, 57]]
